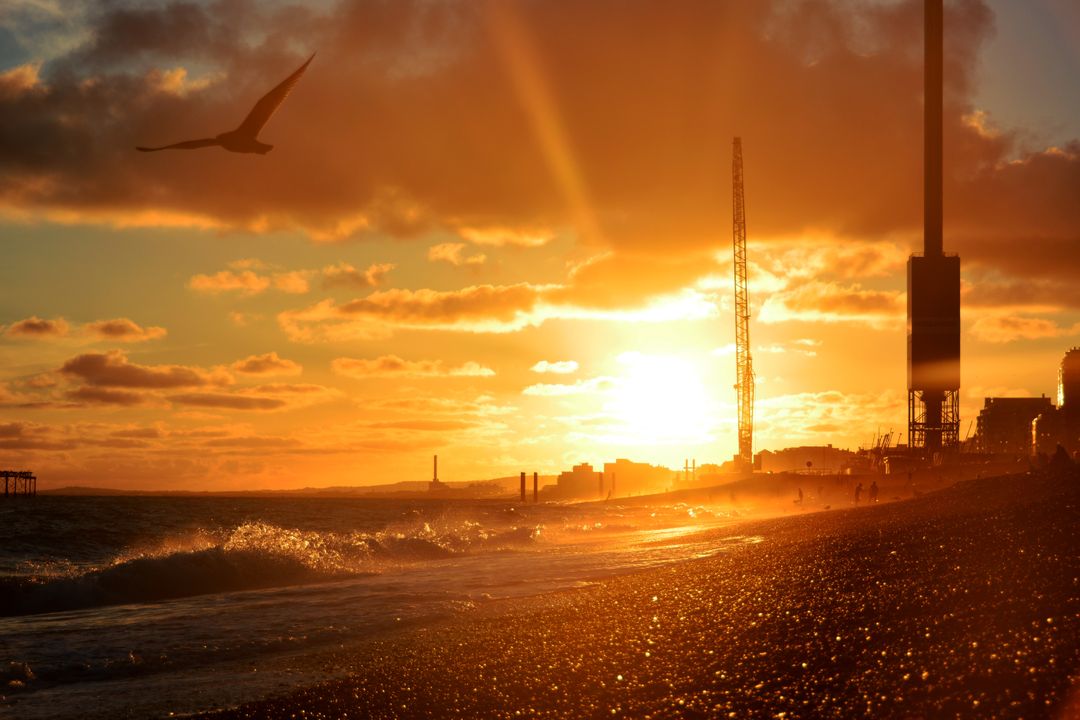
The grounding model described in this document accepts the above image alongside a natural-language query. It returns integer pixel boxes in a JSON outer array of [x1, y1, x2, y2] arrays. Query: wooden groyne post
[[2, 471, 37, 497]]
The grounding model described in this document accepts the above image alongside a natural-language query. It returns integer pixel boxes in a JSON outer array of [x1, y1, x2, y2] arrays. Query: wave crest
[[1, 519, 539, 616]]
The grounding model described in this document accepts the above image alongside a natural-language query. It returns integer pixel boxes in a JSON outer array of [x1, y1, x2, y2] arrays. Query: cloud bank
[[0, 0, 1074, 309]]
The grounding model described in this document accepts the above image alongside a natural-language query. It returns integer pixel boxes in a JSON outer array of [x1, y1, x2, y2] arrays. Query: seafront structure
[[2, 470, 37, 497], [908, 0, 961, 457]]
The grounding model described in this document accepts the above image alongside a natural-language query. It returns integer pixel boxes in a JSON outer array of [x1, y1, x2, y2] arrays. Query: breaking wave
[[1, 520, 540, 616]]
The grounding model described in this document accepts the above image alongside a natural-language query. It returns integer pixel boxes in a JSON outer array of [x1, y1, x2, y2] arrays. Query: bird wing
[[235, 53, 315, 139], [135, 138, 220, 152]]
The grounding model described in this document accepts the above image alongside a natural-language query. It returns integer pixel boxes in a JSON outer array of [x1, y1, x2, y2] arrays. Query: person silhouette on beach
[[854, 482, 863, 505], [797, 487, 803, 505], [869, 480, 879, 503]]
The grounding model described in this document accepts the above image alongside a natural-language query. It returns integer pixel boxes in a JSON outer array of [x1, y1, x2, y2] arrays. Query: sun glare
[[605, 352, 715, 445]]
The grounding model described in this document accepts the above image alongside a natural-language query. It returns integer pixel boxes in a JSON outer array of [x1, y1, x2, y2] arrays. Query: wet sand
[[201, 470, 1080, 719]]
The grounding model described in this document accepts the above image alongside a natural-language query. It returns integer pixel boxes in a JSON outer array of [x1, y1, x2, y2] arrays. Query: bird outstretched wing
[[235, 53, 315, 139], [135, 138, 221, 152]]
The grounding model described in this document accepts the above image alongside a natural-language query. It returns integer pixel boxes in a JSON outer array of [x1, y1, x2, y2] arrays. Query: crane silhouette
[[136, 53, 314, 154]]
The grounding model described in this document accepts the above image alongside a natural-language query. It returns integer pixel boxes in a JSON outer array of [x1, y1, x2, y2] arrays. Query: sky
[[0, 0, 1078, 490]]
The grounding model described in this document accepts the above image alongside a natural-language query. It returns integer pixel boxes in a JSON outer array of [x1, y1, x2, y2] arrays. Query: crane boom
[[732, 138, 755, 470]]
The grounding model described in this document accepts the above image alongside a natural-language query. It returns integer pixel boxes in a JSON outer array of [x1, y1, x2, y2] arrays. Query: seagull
[[136, 53, 314, 154]]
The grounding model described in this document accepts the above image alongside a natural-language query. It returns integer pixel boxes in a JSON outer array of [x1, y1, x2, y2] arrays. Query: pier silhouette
[[2, 470, 37, 497]]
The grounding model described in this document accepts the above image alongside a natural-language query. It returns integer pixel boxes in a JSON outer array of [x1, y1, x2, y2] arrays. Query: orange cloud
[[111, 427, 165, 439], [229, 258, 267, 270], [375, 395, 516, 417], [548, 252, 719, 310], [342, 285, 542, 326], [756, 240, 909, 282], [367, 420, 479, 431], [188, 270, 271, 295], [3, 316, 167, 343], [0, 63, 41, 96], [5, 316, 69, 338], [332, 355, 495, 379], [201, 436, 303, 450], [272, 271, 311, 294], [279, 276, 719, 342], [60, 350, 231, 388], [84, 318, 167, 342], [428, 243, 486, 266], [530, 360, 578, 374], [65, 386, 148, 406], [758, 281, 904, 327], [457, 226, 552, 248], [169, 393, 286, 411], [231, 352, 303, 376], [963, 274, 1080, 312], [969, 315, 1080, 344], [190, 262, 395, 296], [0, 422, 26, 437], [321, 262, 395, 289], [228, 311, 258, 327], [251, 383, 334, 395], [522, 377, 615, 397], [145, 66, 219, 97], [756, 390, 906, 446], [0, 437, 77, 452], [280, 284, 546, 341]]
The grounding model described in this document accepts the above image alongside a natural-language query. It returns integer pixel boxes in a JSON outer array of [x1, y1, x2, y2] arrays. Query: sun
[[604, 352, 716, 446]]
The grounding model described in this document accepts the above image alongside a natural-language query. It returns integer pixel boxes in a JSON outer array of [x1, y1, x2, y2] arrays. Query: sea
[[0, 494, 753, 719]]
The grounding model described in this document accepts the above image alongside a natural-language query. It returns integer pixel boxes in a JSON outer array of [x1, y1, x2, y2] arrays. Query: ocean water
[[0, 495, 752, 719]]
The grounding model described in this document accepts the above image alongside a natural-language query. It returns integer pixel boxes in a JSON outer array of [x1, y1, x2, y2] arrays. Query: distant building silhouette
[[755, 445, 855, 474], [540, 459, 672, 500], [544, 463, 599, 500], [974, 397, 1053, 456], [602, 459, 670, 497], [1033, 348, 1080, 458]]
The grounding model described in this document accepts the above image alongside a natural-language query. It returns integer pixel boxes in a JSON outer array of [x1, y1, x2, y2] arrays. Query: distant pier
[[2, 470, 37, 497]]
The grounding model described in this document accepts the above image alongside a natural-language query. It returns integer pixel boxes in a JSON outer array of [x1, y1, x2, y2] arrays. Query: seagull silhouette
[[136, 53, 314, 154]]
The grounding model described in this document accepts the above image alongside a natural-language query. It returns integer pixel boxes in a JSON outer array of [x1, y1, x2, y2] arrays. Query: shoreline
[[196, 469, 1080, 719]]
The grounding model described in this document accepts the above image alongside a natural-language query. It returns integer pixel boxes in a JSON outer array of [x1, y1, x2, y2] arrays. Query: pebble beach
[[201, 469, 1080, 719]]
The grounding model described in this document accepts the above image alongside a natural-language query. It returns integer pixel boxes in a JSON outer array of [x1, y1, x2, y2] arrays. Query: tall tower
[[908, 0, 961, 455], [732, 138, 755, 470]]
